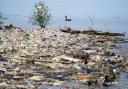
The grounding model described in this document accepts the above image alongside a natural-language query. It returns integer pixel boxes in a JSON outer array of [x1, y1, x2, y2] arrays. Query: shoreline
[[0, 25, 128, 89]]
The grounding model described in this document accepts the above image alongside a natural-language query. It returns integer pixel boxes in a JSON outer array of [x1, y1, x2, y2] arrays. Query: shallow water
[[39, 72, 128, 89], [39, 42, 128, 89], [117, 42, 128, 57]]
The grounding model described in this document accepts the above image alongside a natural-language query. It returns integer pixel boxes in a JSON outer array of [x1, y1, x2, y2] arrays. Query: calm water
[[5, 16, 128, 33]]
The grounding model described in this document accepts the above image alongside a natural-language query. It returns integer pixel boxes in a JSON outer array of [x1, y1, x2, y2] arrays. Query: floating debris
[[0, 26, 127, 89]]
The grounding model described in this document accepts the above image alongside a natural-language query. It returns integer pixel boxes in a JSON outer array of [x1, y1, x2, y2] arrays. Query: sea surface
[[5, 16, 128, 33]]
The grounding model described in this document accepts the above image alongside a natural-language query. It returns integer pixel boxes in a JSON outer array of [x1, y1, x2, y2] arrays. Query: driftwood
[[96, 32, 125, 36], [60, 27, 71, 33], [60, 27, 80, 34], [60, 28, 125, 36]]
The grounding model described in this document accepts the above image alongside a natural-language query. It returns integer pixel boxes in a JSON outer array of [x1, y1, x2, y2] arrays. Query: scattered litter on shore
[[0, 25, 128, 89]]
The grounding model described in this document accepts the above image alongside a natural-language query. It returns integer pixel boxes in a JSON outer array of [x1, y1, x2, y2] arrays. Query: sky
[[0, 0, 128, 18], [0, 0, 128, 32]]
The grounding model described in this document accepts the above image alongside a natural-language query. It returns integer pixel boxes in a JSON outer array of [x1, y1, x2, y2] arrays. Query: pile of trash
[[0, 26, 128, 89]]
